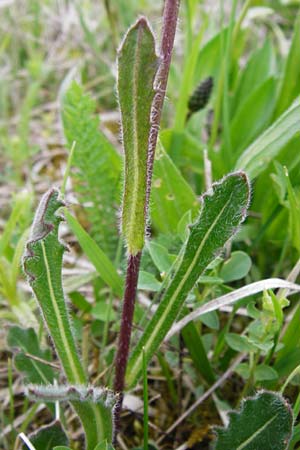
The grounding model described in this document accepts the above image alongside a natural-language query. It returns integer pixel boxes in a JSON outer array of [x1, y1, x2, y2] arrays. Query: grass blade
[[235, 99, 300, 179], [64, 210, 123, 298]]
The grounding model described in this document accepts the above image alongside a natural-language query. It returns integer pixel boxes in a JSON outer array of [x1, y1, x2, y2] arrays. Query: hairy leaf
[[118, 17, 159, 254], [62, 82, 122, 259], [23, 189, 115, 449], [26, 384, 116, 408], [213, 391, 293, 450], [126, 172, 250, 387]]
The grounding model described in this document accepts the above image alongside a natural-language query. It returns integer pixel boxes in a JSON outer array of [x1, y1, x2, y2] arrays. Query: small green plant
[[4, 1, 300, 450]]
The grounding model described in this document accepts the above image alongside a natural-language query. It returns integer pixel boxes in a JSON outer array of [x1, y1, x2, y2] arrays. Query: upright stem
[[113, 252, 141, 435], [113, 0, 180, 436], [146, 0, 181, 208], [114, 253, 142, 395]]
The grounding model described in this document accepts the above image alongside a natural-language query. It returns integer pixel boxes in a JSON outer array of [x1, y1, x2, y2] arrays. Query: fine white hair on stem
[[166, 278, 300, 340]]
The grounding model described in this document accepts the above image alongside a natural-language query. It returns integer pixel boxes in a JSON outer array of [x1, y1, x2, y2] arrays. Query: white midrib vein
[[41, 243, 107, 441], [129, 194, 234, 383], [41, 241, 83, 384], [236, 414, 278, 450]]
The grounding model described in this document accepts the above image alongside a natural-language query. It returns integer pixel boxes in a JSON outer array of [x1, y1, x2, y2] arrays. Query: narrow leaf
[[213, 391, 293, 450], [126, 172, 250, 387], [23, 189, 85, 385], [229, 77, 276, 157], [235, 99, 300, 179], [64, 210, 123, 297], [23, 189, 115, 448], [275, 13, 300, 118], [118, 17, 159, 254]]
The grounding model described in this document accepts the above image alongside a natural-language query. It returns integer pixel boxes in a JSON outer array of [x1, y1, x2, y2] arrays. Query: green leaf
[[138, 271, 161, 292], [118, 17, 159, 254], [147, 241, 173, 273], [220, 251, 252, 282], [181, 319, 215, 384], [213, 391, 293, 450], [23, 190, 86, 385], [0, 190, 32, 257], [93, 441, 115, 450], [229, 77, 276, 157], [254, 365, 278, 382], [231, 39, 275, 116], [23, 189, 115, 449], [177, 210, 192, 242], [225, 333, 256, 352], [284, 167, 300, 252], [64, 210, 123, 297], [199, 310, 219, 330], [151, 141, 199, 234], [275, 13, 300, 118], [235, 99, 300, 179], [23, 420, 68, 450], [235, 363, 251, 380], [126, 172, 250, 387], [62, 82, 122, 258], [53, 447, 72, 450], [91, 302, 116, 322], [7, 326, 54, 384]]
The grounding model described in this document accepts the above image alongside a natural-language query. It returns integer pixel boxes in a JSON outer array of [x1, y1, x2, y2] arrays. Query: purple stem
[[114, 253, 142, 395], [146, 0, 181, 208], [113, 252, 141, 436]]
